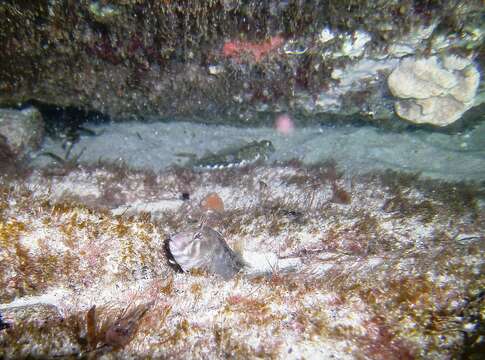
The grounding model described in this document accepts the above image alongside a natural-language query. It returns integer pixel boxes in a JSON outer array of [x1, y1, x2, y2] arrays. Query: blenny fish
[[167, 225, 244, 279], [187, 140, 275, 170]]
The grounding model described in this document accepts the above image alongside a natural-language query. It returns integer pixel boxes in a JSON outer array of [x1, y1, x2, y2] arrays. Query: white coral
[[388, 55, 480, 126]]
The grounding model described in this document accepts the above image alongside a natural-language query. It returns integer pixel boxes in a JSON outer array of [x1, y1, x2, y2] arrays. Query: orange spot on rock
[[222, 35, 285, 63], [200, 192, 224, 213]]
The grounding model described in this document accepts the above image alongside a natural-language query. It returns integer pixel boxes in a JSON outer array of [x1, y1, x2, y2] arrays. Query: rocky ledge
[[1, 1, 484, 127]]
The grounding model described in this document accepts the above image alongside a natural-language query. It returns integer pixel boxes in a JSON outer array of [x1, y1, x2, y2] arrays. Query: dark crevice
[[19, 100, 110, 139]]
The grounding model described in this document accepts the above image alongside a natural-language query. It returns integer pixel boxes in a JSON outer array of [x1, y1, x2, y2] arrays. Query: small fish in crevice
[[190, 140, 275, 171], [167, 225, 244, 279]]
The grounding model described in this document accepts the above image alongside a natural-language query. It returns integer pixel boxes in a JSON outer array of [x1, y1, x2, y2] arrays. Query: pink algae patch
[[222, 35, 285, 63]]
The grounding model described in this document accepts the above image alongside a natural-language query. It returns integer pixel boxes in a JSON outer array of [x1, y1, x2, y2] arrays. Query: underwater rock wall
[[0, 1, 484, 126]]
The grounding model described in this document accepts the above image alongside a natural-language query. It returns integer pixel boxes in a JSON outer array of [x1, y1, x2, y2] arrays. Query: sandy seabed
[[32, 119, 485, 182]]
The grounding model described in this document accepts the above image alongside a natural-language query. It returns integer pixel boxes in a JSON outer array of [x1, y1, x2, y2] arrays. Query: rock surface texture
[[0, 107, 44, 158], [0, 1, 484, 126]]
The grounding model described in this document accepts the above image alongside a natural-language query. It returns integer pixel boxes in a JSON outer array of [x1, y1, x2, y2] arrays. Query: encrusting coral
[[387, 55, 480, 126], [0, 160, 483, 359]]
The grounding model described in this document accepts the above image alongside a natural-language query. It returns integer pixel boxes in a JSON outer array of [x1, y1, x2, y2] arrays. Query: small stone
[[0, 107, 44, 158]]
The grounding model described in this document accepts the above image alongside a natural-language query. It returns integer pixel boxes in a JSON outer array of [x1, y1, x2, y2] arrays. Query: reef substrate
[[0, 161, 483, 359]]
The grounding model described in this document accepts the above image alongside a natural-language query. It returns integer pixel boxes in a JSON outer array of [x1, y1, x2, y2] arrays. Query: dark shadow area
[[19, 100, 111, 140]]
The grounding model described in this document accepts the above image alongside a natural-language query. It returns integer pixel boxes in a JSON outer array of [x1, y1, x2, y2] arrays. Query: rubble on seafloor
[[0, 160, 483, 359]]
